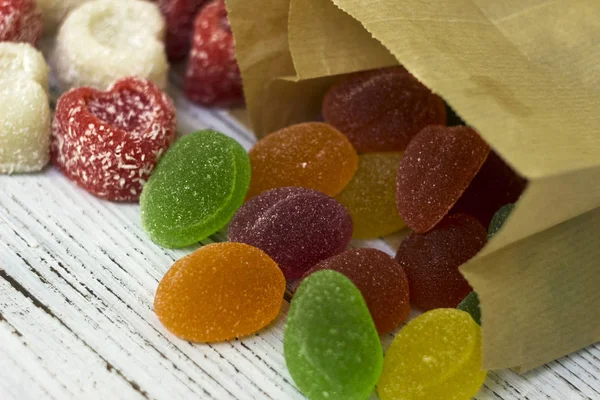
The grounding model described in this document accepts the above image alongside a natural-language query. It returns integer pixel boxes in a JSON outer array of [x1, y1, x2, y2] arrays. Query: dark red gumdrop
[[301, 248, 411, 335], [395, 213, 487, 311], [396, 125, 490, 233], [158, 0, 207, 61], [228, 187, 353, 281], [451, 151, 527, 228], [0, 0, 43, 45], [322, 66, 447, 153]]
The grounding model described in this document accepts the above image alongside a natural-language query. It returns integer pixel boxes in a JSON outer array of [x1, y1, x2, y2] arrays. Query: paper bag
[[227, 0, 600, 371]]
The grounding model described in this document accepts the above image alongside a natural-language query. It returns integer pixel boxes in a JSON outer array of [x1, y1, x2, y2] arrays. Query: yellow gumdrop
[[335, 152, 405, 238], [378, 309, 487, 400]]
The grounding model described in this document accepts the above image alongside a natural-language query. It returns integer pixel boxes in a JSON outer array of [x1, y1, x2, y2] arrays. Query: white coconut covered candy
[[52, 0, 168, 91], [0, 42, 51, 174]]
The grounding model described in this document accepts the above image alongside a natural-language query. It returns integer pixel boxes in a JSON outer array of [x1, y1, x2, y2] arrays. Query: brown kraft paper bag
[[226, 0, 600, 371]]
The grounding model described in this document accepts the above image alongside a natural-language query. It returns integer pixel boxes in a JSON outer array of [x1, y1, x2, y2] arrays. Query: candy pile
[[1, 1, 527, 398]]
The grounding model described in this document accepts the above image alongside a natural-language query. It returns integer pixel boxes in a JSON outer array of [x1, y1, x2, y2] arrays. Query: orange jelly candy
[[154, 242, 286, 342], [247, 122, 358, 199]]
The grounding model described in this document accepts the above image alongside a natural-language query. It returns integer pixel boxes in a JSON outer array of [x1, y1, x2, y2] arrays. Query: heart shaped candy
[[52, 76, 177, 201]]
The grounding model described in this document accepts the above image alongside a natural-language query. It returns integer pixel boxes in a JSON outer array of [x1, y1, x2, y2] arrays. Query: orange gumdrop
[[154, 242, 286, 342], [247, 122, 358, 199]]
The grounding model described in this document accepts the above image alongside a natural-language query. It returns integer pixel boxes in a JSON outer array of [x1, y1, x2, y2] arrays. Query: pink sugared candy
[[158, 0, 207, 61], [52, 77, 177, 202], [184, 0, 243, 107], [0, 0, 43, 44], [228, 187, 353, 280]]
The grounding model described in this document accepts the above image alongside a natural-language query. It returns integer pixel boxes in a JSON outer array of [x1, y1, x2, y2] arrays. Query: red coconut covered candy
[[158, 0, 207, 61], [301, 248, 411, 335], [0, 0, 43, 44], [322, 66, 446, 153], [52, 76, 177, 202], [184, 0, 243, 107], [396, 125, 490, 233], [396, 213, 487, 310]]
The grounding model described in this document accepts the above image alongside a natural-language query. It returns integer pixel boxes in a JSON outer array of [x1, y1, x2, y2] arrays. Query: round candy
[[457, 291, 481, 325], [247, 122, 358, 199], [0, 0, 43, 44], [228, 187, 353, 280], [53, 0, 168, 90], [0, 79, 50, 174], [0, 42, 48, 91], [301, 248, 410, 335], [322, 66, 446, 152], [155, 242, 285, 342], [335, 152, 405, 238], [52, 77, 177, 201], [184, 0, 243, 107], [285, 270, 383, 400], [395, 213, 487, 310], [396, 125, 490, 233], [488, 203, 515, 239], [141, 130, 251, 248], [377, 309, 487, 400], [158, 0, 206, 61], [452, 151, 526, 228]]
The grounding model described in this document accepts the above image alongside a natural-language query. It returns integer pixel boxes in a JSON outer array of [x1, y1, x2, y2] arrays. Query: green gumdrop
[[488, 203, 515, 239], [457, 291, 481, 325], [140, 130, 250, 248], [284, 270, 383, 400]]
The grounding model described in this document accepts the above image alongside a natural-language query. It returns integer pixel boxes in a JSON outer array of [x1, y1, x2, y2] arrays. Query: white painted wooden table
[[1, 63, 599, 400]]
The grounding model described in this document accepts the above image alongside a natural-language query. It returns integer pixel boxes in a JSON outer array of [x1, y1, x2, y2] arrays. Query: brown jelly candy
[[322, 66, 446, 153], [396, 125, 490, 233], [395, 213, 487, 310]]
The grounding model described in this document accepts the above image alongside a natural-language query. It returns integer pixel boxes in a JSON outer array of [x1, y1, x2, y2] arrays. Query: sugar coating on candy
[[0, 42, 48, 91], [228, 187, 353, 280], [53, 0, 168, 90], [378, 309, 487, 400], [52, 77, 176, 201], [0, 79, 50, 173], [302, 248, 410, 335], [248, 122, 358, 199], [452, 152, 526, 228], [395, 214, 487, 310], [0, 0, 43, 44], [155, 242, 285, 342], [285, 270, 383, 400], [396, 125, 490, 233], [158, 0, 207, 60], [322, 66, 446, 153], [184, 0, 243, 107], [336, 152, 405, 238], [141, 130, 251, 248], [457, 291, 481, 325], [488, 203, 515, 239]]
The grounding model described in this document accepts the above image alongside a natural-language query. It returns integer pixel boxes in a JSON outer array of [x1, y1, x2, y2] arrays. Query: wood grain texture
[[0, 70, 599, 400]]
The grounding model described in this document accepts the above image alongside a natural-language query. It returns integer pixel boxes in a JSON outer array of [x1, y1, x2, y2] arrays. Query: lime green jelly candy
[[488, 203, 515, 239], [378, 309, 487, 400], [285, 270, 383, 400], [457, 291, 481, 325], [140, 130, 250, 248]]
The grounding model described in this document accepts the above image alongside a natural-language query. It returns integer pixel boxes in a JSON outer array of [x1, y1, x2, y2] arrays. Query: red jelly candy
[[322, 66, 446, 153], [302, 248, 411, 335], [0, 0, 43, 45], [228, 187, 353, 280], [184, 0, 243, 107], [158, 0, 207, 61], [395, 213, 487, 310], [452, 151, 527, 228], [52, 77, 177, 202], [396, 125, 490, 233]]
